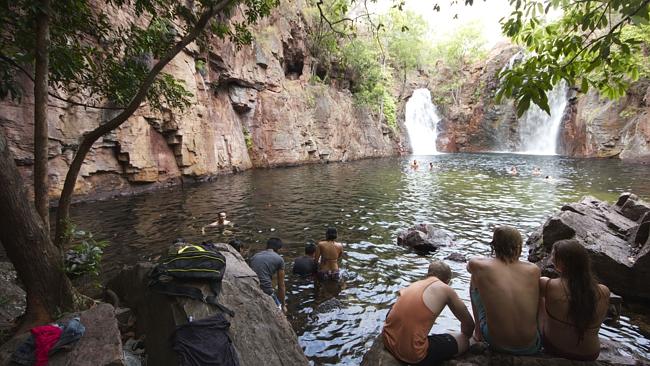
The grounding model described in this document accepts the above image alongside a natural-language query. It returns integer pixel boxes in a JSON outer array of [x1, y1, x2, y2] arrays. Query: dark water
[[69, 153, 650, 365]]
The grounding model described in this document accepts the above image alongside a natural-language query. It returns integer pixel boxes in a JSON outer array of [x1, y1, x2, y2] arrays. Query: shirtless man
[[411, 159, 419, 170], [201, 212, 233, 235], [315, 227, 343, 281], [467, 225, 541, 355], [383, 261, 474, 365]]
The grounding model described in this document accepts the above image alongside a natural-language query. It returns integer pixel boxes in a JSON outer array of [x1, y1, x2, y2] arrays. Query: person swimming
[[508, 166, 518, 175], [429, 162, 434, 171], [532, 167, 541, 176], [411, 159, 420, 170], [201, 211, 234, 235], [315, 227, 343, 281]]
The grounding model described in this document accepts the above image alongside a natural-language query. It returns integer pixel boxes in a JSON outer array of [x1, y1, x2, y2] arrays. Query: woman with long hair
[[538, 239, 610, 361]]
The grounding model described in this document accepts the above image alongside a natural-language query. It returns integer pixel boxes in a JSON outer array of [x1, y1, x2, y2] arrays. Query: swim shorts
[[413, 333, 458, 366]]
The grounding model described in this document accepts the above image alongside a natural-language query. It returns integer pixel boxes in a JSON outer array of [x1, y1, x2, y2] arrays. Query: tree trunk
[[0, 129, 74, 331], [34, 0, 51, 233]]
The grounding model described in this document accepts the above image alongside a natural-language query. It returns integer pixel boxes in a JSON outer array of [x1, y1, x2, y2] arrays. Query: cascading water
[[517, 81, 569, 155], [404, 88, 441, 155]]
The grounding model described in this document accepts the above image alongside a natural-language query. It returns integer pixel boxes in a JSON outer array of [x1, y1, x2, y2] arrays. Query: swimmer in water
[[509, 166, 518, 175], [429, 162, 434, 171], [315, 227, 344, 281], [411, 159, 420, 170], [532, 167, 542, 176], [201, 211, 234, 235]]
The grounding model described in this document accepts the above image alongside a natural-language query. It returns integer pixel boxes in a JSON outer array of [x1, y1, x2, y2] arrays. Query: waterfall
[[517, 81, 568, 155], [405, 88, 441, 155]]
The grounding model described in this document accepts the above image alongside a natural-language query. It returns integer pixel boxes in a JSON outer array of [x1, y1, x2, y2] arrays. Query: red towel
[[32, 325, 63, 366]]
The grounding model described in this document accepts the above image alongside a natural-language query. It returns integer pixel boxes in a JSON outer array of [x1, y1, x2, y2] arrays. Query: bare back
[[539, 277, 609, 358], [315, 240, 343, 272], [468, 257, 540, 349]]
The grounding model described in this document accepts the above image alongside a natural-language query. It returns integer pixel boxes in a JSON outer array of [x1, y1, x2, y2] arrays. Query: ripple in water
[[66, 153, 650, 365]]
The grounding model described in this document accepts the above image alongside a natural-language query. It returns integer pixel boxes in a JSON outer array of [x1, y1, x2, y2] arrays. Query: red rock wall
[[0, 0, 398, 201]]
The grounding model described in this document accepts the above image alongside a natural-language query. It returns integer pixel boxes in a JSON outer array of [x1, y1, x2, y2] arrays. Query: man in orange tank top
[[382, 261, 475, 365]]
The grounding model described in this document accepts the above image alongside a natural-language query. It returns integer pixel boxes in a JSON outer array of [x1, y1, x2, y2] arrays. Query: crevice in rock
[[282, 41, 304, 80]]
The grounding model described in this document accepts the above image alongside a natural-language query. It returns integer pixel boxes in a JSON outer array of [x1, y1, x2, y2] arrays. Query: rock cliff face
[[559, 80, 650, 161], [0, 0, 398, 201]]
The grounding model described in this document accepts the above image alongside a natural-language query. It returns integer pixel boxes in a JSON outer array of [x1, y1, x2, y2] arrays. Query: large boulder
[[360, 334, 640, 366], [527, 193, 650, 301], [107, 243, 308, 366], [397, 224, 454, 253], [0, 303, 124, 366]]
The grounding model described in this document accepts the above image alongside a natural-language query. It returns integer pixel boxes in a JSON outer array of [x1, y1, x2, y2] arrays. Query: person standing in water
[[315, 227, 344, 281], [411, 159, 420, 170]]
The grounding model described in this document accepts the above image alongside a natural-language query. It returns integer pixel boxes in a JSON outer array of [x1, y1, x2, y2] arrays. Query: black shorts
[[413, 333, 458, 366]]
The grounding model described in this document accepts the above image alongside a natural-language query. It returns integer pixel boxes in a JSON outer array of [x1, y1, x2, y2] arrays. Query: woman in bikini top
[[538, 240, 610, 361], [315, 228, 343, 277]]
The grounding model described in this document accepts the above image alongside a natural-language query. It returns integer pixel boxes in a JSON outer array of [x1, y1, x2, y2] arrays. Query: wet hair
[[219, 212, 227, 218], [305, 241, 316, 255], [326, 227, 337, 240], [267, 237, 283, 251], [228, 238, 242, 252], [553, 239, 600, 342], [427, 260, 452, 284], [490, 226, 522, 263]]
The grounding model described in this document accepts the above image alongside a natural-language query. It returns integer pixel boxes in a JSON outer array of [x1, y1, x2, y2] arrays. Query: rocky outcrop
[[527, 193, 650, 301], [360, 335, 640, 366], [107, 243, 309, 366], [559, 80, 650, 162], [396, 223, 454, 253], [0, 262, 25, 336], [0, 303, 125, 366], [417, 43, 521, 153], [0, 0, 398, 202]]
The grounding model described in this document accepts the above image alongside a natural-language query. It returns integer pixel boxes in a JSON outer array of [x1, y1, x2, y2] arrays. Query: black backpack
[[149, 244, 234, 316]]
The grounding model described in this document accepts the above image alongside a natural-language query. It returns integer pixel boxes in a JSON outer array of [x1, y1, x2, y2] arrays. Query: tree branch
[[54, 0, 234, 248], [562, 0, 650, 70]]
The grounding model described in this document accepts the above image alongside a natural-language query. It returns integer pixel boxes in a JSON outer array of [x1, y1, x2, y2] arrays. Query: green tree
[[498, 0, 650, 116], [429, 23, 487, 106], [384, 9, 433, 82], [0, 0, 277, 328]]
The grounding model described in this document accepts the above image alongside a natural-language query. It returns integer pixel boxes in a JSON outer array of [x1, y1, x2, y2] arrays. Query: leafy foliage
[[63, 226, 108, 277], [498, 0, 650, 116], [0, 0, 279, 111], [306, 1, 433, 127], [428, 23, 487, 108]]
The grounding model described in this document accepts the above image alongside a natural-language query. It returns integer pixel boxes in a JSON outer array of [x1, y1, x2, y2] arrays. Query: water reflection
[[68, 153, 650, 365]]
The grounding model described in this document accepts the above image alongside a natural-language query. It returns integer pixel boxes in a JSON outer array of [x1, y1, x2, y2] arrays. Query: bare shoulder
[[519, 261, 541, 275], [468, 256, 490, 268]]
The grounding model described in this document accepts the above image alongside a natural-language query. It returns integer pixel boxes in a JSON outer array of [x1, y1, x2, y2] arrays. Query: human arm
[[277, 269, 286, 312], [314, 243, 321, 267], [447, 287, 475, 337]]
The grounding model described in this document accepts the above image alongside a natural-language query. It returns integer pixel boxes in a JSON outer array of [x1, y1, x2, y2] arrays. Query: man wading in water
[[315, 227, 343, 281]]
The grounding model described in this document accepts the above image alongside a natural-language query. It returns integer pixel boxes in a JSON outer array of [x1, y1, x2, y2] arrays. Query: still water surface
[[70, 153, 650, 365]]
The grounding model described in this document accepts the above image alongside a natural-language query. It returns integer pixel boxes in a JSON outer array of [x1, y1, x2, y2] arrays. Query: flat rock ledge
[[0, 303, 124, 366], [360, 334, 641, 366], [527, 193, 650, 301], [107, 243, 309, 366]]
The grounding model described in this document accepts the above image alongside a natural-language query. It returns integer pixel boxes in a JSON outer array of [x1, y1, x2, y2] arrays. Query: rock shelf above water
[[527, 193, 650, 301]]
